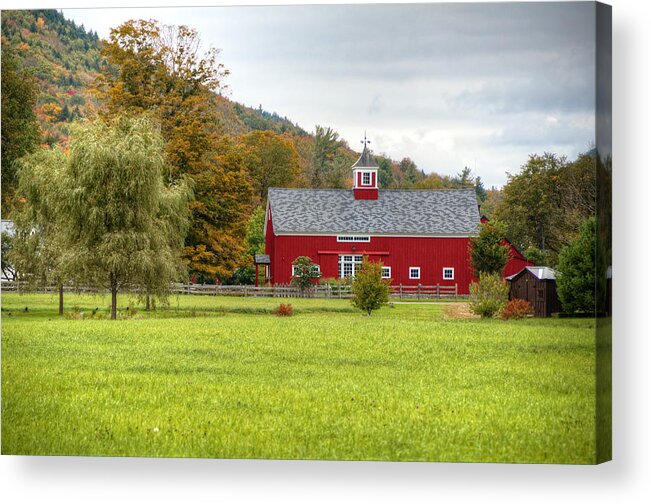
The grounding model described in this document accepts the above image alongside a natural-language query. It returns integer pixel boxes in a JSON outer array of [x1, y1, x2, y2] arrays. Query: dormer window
[[362, 172, 371, 185]]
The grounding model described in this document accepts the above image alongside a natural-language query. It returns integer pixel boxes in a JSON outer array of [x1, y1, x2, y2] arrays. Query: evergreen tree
[[455, 166, 474, 188], [556, 217, 596, 315], [1, 43, 40, 213], [311, 125, 342, 188], [475, 175, 487, 203], [377, 158, 394, 189], [399, 157, 419, 187]]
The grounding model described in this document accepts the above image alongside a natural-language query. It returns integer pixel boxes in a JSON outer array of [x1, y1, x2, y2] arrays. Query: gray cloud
[[60, 2, 597, 188]]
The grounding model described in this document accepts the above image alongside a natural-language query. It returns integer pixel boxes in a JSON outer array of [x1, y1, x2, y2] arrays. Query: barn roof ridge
[[267, 187, 477, 193]]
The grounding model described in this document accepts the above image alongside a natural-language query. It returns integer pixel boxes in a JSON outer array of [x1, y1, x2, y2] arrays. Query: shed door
[[536, 286, 546, 317]]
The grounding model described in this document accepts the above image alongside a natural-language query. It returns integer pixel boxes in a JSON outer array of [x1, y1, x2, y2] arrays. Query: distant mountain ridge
[[1, 10, 310, 143]]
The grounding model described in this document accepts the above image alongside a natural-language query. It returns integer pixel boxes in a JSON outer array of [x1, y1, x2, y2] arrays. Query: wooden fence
[[167, 282, 459, 299], [2, 281, 459, 300]]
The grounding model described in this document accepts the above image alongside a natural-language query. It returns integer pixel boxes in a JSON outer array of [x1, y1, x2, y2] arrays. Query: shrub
[[351, 257, 390, 316], [500, 299, 534, 320], [274, 303, 293, 317], [290, 256, 321, 292], [469, 272, 509, 318], [319, 276, 351, 287]]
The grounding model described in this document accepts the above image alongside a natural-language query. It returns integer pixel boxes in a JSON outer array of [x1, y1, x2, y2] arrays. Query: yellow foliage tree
[[94, 20, 251, 281]]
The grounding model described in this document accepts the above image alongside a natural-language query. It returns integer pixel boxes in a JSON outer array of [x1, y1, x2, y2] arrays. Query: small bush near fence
[[469, 273, 509, 318], [500, 299, 534, 320], [274, 303, 294, 317]]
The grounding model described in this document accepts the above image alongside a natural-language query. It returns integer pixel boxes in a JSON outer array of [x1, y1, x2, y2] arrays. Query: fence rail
[[2, 281, 460, 300]]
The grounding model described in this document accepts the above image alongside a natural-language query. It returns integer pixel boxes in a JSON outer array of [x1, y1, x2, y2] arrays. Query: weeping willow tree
[[10, 148, 69, 315], [59, 115, 190, 319]]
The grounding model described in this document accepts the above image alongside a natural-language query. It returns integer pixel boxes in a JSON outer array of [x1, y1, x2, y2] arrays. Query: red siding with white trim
[[266, 232, 476, 293]]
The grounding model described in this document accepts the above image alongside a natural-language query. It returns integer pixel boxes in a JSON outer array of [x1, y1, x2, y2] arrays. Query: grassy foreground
[[1, 293, 596, 463]]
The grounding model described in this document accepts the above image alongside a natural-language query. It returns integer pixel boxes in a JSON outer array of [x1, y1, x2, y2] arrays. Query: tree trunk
[[146, 293, 150, 311], [58, 284, 64, 316], [110, 273, 117, 320]]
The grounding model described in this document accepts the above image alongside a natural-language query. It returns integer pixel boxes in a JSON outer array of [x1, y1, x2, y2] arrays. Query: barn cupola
[[352, 135, 379, 200]]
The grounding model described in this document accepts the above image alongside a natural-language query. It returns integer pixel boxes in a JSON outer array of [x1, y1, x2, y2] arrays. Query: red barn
[[480, 215, 535, 276], [265, 145, 523, 294]]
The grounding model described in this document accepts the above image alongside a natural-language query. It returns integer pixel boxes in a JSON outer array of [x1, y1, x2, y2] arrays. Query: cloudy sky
[[55, 1, 596, 188]]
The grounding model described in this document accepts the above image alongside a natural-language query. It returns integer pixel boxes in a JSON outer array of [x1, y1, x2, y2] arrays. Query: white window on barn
[[292, 264, 320, 276], [381, 266, 391, 279], [338, 254, 363, 278], [362, 171, 371, 185], [409, 267, 421, 280], [443, 267, 454, 280], [336, 235, 370, 242]]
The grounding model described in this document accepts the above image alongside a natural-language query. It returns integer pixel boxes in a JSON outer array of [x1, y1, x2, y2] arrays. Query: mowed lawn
[[1, 292, 596, 463]]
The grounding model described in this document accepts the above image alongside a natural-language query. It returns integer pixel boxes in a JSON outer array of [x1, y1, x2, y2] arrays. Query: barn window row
[[291, 257, 455, 281], [291, 264, 321, 276], [336, 235, 371, 242]]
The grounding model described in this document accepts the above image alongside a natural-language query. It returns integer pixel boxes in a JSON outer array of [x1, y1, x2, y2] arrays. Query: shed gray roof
[[1, 220, 14, 237], [508, 266, 557, 281], [254, 254, 271, 264], [267, 188, 480, 235], [526, 266, 557, 280]]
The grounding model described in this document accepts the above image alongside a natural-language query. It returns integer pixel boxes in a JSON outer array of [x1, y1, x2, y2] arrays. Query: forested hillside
[[1, 9, 102, 146], [0, 9, 452, 194]]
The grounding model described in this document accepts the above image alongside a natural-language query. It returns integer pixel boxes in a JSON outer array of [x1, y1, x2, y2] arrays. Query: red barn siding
[[266, 233, 476, 294], [353, 188, 379, 200], [479, 216, 535, 276], [265, 205, 275, 279], [503, 243, 535, 277]]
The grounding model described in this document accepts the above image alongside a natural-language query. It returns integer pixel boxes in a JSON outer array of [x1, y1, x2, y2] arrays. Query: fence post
[[417, 283, 421, 300], [436, 283, 440, 299], [455, 283, 458, 301], [400, 284, 403, 299]]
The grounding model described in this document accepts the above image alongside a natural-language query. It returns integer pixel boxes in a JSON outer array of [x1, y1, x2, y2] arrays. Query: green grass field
[[1, 292, 597, 463]]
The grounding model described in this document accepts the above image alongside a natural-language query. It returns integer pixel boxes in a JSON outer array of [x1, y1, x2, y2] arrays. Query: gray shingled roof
[[267, 188, 480, 235], [351, 145, 378, 168]]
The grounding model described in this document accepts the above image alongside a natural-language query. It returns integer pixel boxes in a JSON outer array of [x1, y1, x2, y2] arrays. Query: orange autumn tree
[[93, 19, 252, 281], [239, 130, 301, 203]]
